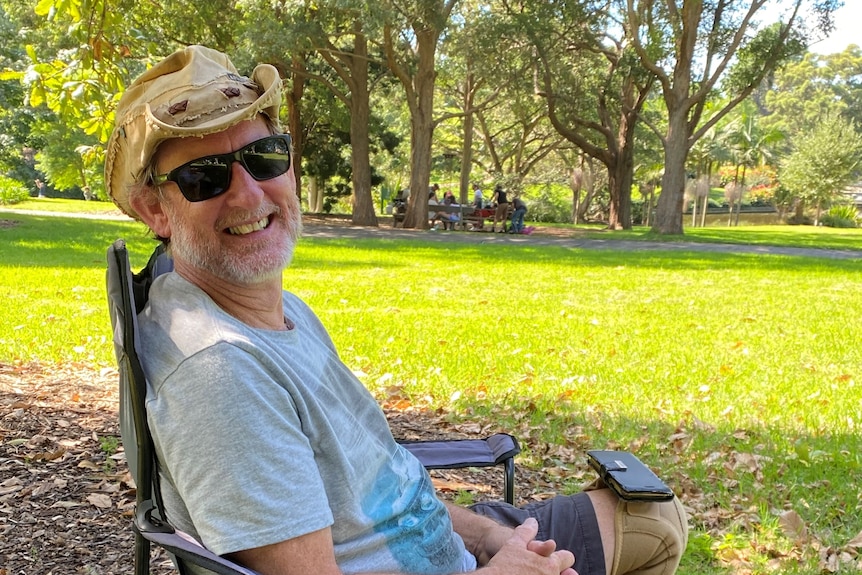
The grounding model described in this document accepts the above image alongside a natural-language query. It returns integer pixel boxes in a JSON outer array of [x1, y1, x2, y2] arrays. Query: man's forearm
[[444, 502, 515, 565]]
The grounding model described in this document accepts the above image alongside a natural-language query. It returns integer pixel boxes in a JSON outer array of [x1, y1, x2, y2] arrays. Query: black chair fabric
[[106, 239, 520, 574]]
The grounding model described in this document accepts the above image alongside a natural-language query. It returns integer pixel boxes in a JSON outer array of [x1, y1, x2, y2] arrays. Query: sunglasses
[[153, 134, 292, 202]]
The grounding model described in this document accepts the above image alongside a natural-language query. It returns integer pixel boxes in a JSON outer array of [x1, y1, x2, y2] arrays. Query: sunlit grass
[[3, 197, 125, 215], [562, 223, 862, 251], [2, 213, 862, 574]]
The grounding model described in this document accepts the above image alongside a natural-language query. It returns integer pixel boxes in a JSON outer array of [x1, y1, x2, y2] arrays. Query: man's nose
[[224, 161, 266, 206]]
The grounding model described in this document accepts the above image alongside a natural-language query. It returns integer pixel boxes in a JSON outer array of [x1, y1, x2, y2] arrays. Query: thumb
[[511, 517, 539, 543]]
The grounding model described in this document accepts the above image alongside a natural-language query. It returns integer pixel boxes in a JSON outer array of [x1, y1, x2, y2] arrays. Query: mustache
[[216, 203, 282, 230]]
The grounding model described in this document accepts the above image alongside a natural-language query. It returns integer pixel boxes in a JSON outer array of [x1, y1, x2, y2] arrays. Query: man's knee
[[611, 497, 688, 575]]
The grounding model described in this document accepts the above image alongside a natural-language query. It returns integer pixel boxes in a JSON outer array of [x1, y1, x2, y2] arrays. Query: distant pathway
[[301, 223, 862, 261], [2, 208, 860, 260]]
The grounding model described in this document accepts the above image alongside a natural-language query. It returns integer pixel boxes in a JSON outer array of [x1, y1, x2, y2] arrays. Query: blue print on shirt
[[361, 453, 463, 573]]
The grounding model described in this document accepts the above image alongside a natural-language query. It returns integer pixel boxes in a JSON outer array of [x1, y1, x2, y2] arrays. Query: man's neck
[[174, 259, 287, 331]]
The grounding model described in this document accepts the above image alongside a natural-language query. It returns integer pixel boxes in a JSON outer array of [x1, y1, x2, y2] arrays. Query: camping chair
[[106, 239, 521, 575]]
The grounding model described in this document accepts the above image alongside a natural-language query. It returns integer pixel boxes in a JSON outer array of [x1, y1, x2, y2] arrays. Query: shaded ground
[[2, 208, 860, 259], [0, 362, 560, 574], [301, 215, 862, 260]]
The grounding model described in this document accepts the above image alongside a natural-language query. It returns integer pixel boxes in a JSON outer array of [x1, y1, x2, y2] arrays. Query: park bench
[[392, 202, 477, 229], [430, 203, 475, 230]]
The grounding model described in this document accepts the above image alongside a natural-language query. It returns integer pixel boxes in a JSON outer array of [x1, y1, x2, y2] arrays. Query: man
[[472, 183, 484, 209], [105, 45, 687, 575], [510, 195, 528, 234]]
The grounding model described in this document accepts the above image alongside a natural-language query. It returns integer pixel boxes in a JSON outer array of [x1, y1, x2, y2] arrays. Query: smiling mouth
[[227, 217, 270, 236]]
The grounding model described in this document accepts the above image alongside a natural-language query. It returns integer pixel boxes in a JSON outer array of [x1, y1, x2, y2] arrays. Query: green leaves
[[779, 113, 862, 207]]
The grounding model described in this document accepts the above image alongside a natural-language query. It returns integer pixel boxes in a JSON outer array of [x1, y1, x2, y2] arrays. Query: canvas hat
[[104, 45, 282, 219]]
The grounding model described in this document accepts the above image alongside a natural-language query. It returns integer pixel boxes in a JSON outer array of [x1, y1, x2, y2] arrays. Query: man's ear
[[130, 189, 172, 239]]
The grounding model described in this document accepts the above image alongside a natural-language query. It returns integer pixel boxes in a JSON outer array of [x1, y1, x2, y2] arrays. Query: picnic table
[[392, 202, 511, 231]]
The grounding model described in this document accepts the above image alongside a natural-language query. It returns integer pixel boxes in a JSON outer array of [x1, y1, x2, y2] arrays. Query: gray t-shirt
[[138, 273, 474, 574]]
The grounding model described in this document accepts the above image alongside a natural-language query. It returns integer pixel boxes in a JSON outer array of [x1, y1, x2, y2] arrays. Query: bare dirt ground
[[0, 361, 559, 575]]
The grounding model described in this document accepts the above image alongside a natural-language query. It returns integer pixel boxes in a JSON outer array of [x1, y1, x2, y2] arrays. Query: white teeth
[[228, 217, 269, 235]]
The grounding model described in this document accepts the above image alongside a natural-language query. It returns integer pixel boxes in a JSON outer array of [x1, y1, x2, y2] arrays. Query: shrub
[[0, 176, 30, 205], [525, 183, 573, 223], [821, 204, 860, 228]]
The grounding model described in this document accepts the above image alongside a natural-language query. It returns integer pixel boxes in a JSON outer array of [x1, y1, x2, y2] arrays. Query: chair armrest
[[400, 434, 520, 503], [138, 527, 262, 575]]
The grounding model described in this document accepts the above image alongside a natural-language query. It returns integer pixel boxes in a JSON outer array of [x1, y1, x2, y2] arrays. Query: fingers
[[515, 519, 576, 571], [552, 549, 576, 572], [527, 539, 557, 557]]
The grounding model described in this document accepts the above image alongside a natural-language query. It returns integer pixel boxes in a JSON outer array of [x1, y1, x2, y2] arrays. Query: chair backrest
[[107, 240, 260, 575]]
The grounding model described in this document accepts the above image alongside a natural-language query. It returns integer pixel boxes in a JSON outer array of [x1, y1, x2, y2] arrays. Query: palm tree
[[687, 121, 734, 227], [727, 110, 783, 226]]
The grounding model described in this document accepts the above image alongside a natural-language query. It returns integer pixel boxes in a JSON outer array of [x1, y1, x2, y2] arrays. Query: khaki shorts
[[494, 203, 509, 221], [471, 489, 687, 575]]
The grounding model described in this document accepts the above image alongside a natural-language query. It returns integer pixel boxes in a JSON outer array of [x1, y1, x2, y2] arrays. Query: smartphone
[[587, 450, 675, 501]]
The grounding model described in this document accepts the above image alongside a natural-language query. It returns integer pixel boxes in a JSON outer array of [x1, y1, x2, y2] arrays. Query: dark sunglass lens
[[242, 137, 291, 180], [176, 159, 229, 201]]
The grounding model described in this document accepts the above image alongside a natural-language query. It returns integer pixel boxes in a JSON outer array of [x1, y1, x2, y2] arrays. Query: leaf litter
[[2, 361, 861, 573]]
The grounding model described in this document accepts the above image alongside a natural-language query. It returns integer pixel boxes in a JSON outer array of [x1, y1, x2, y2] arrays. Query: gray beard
[[168, 204, 303, 285]]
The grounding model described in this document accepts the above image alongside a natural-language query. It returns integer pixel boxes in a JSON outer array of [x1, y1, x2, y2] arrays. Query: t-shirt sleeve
[[147, 343, 334, 556]]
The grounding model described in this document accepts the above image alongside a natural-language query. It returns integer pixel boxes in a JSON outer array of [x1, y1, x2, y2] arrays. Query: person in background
[[472, 183, 484, 209], [35, 178, 46, 198], [491, 184, 509, 233], [510, 194, 528, 234], [428, 189, 447, 230], [443, 192, 461, 230], [105, 44, 688, 575]]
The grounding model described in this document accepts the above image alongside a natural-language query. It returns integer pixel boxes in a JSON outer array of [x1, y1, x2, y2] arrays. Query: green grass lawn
[[552, 223, 862, 252], [6, 197, 125, 215], [2, 210, 861, 574]]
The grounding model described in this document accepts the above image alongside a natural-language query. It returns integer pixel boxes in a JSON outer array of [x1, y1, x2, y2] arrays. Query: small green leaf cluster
[[0, 175, 31, 205], [821, 204, 860, 228]]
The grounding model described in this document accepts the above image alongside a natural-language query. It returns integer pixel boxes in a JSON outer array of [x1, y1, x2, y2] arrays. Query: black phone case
[[587, 450, 675, 501]]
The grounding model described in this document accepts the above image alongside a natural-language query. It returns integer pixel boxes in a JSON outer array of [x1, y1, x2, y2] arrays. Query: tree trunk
[[401, 28, 438, 229], [700, 166, 711, 227], [571, 167, 584, 224], [459, 71, 475, 205], [642, 184, 654, 227], [652, 111, 688, 235], [734, 165, 747, 227], [578, 165, 596, 223], [285, 55, 307, 205], [308, 176, 323, 213], [607, 149, 634, 230], [795, 199, 805, 222], [607, 113, 635, 230], [347, 29, 378, 226]]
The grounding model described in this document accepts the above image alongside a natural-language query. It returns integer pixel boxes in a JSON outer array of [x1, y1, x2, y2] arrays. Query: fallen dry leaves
[[0, 361, 175, 574], [3, 361, 862, 574]]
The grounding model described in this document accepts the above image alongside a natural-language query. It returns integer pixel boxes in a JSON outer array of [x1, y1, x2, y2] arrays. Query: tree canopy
[[1, 0, 859, 232]]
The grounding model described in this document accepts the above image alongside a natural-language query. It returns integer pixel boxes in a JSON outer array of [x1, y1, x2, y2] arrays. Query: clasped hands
[[482, 517, 577, 575]]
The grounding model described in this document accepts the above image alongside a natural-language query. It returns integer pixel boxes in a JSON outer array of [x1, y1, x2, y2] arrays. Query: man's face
[[153, 118, 301, 286]]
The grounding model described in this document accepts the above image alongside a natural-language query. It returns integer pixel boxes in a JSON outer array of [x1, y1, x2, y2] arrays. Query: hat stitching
[[168, 101, 189, 115]]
